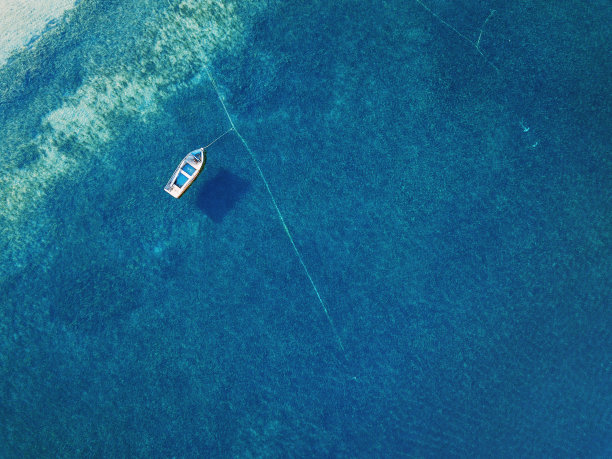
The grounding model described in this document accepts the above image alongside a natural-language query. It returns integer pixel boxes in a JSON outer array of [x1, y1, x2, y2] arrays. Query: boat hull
[[164, 148, 206, 198]]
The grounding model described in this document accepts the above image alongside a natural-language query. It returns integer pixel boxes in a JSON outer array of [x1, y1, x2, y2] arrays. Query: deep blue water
[[1, 0, 611, 457]]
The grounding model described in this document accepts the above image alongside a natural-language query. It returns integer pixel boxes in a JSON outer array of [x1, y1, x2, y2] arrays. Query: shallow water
[[1, 0, 611, 456]]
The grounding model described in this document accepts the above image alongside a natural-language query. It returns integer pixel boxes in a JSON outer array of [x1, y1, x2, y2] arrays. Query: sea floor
[[1, 0, 611, 456]]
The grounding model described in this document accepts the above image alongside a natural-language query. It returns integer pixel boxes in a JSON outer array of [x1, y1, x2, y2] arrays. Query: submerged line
[[203, 66, 346, 353], [414, 0, 499, 72]]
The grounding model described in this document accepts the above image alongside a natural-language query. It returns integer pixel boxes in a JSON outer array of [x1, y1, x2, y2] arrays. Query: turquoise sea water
[[1, 0, 611, 456]]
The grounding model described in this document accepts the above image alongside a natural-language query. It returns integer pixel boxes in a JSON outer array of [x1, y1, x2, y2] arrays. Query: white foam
[[0, 0, 77, 66]]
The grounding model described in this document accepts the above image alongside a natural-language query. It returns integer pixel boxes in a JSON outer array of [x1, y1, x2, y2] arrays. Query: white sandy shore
[[0, 0, 77, 66]]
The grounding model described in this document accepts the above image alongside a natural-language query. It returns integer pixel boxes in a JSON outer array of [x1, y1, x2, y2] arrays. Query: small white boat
[[164, 148, 206, 198]]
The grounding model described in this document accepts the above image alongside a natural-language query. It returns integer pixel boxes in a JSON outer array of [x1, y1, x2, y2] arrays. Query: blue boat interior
[[175, 172, 189, 188], [182, 163, 196, 175]]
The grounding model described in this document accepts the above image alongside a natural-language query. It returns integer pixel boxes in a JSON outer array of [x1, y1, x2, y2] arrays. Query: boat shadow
[[196, 168, 252, 223]]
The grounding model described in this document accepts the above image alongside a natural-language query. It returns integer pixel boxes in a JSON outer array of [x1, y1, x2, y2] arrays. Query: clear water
[[1, 0, 610, 456]]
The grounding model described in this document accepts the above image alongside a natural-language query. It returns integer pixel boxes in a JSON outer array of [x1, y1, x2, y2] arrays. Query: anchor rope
[[204, 127, 235, 149], [203, 65, 345, 353]]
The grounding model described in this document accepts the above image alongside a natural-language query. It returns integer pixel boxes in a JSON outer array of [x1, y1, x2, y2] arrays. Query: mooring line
[[203, 66, 346, 353], [204, 127, 235, 149], [414, 0, 499, 72]]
